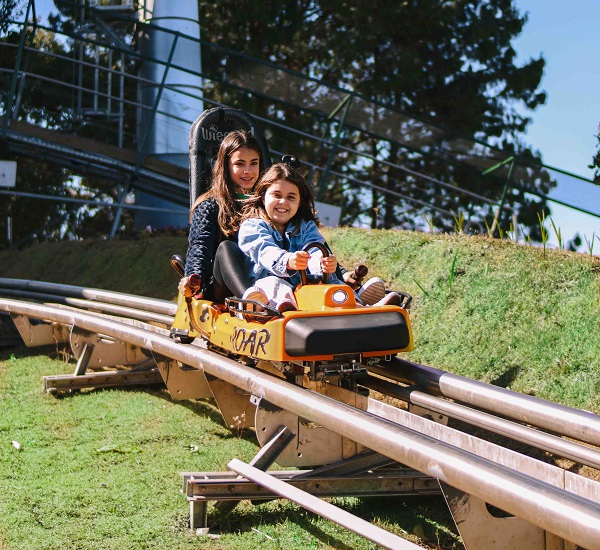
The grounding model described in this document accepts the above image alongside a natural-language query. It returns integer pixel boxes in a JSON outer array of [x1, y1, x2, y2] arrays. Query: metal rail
[[1, 297, 600, 549], [0, 289, 173, 325], [370, 358, 600, 446], [3, 278, 599, 466], [0, 278, 176, 317], [364, 374, 600, 471], [228, 458, 422, 550]]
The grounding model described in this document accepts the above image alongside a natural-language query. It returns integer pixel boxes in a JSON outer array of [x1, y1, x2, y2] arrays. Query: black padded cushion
[[284, 312, 409, 357]]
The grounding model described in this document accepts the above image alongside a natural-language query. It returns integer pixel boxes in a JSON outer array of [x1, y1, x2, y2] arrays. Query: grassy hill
[[1, 228, 599, 412], [1, 228, 599, 550]]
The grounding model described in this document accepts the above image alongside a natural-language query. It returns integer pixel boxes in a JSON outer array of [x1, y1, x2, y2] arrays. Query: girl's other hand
[[178, 275, 202, 298], [321, 254, 337, 274], [342, 271, 359, 289], [287, 250, 310, 270]]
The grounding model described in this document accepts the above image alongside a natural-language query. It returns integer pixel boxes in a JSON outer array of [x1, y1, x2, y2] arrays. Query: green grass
[[323, 228, 600, 411], [0, 346, 460, 549], [1, 227, 600, 548], [0, 237, 184, 299]]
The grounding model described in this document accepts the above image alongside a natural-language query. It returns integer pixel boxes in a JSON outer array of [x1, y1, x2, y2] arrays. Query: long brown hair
[[240, 163, 319, 234], [191, 130, 263, 236]]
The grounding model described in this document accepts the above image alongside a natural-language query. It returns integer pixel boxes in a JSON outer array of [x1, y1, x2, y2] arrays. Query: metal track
[[0, 278, 176, 318], [1, 281, 600, 549], [364, 373, 600, 470], [369, 358, 600, 446]]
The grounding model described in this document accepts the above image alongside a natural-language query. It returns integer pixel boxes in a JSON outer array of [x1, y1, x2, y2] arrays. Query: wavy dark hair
[[240, 163, 319, 234], [191, 130, 263, 236]]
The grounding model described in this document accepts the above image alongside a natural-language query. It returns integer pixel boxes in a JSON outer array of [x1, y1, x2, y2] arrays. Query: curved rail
[[1, 296, 600, 548], [3, 278, 599, 464], [0, 278, 176, 316]]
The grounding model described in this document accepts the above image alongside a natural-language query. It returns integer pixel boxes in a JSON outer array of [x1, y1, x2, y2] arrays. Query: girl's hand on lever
[[321, 254, 337, 274]]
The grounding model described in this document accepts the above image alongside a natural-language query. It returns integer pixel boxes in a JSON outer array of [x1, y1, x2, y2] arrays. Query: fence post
[[2, 0, 33, 138]]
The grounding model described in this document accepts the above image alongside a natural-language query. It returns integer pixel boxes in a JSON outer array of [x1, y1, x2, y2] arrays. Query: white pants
[[253, 276, 297, 309]]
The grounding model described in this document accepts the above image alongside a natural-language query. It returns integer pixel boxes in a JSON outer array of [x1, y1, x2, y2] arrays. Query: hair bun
[[281, 154, 301, 170]]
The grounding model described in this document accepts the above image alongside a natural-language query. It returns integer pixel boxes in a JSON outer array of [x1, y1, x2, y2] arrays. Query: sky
[[513, 0, 598, 180], [22, 0, 600, 247], [512, 0, 600, 247]]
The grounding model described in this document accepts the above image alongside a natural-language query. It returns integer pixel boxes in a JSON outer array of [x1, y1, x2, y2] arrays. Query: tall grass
[[452, 212, 465, 233], [424, 215, 436, 233], [537, 212, 549, 255], [448, 250, 459, 289], [585, 232, 597, 257], [549, 217, 563, 250]]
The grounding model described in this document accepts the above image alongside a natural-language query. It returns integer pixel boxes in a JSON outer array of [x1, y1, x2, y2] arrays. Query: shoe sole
[[358, 281, 386, 305], [243, 290, 269, 312], [277, 302, 297, 313]]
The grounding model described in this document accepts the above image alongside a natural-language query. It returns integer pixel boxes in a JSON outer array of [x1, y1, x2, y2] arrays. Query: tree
[[198, 0, 553, 235], [0, 20, 135, 245], [591, 125, 600, 184], [0, 0, 23, 34], [0, 20, 78, 245], [2, 1, 555, 242]]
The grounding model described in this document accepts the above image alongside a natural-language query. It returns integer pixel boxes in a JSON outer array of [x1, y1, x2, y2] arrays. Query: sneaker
[[357, 277, 386, 306], [372, 291, 402, 307], [276, 300, 298, 313], [242, 286, 269, 311]]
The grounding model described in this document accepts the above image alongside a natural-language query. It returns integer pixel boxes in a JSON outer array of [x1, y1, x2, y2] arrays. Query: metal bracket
[[73, 342, 95, 376], [440, 483, 570, 550], [11, 314, 69, 347], [408, 402, 449, 425], [254, 382, 369, 467], [206, 375, 257, 430], [70, 326, 149, 368], [153, 353, 212, 401]]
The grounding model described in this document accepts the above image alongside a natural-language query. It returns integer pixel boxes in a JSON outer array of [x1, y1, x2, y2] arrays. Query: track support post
[[214, 425, 295, 515], [189, 500, 208, 532], [73, 342, 94, 376]]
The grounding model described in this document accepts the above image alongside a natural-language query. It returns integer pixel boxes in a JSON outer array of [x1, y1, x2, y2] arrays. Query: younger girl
[[237, 163, 341, 312]]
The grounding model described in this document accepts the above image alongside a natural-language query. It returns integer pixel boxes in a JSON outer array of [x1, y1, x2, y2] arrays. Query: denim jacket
[[238, 218, 343, 288]]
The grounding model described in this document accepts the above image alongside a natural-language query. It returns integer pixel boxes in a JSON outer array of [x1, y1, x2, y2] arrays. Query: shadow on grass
[[51, 380, 259, 444], [147, 386, 259, 444], [0, 341, 71, 361], [208, 503, 356, 550], [490, 365, 521, 389], [287, 512, 357, 550], [206, 495, 461, 549], [336, 495, 461, 548]]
